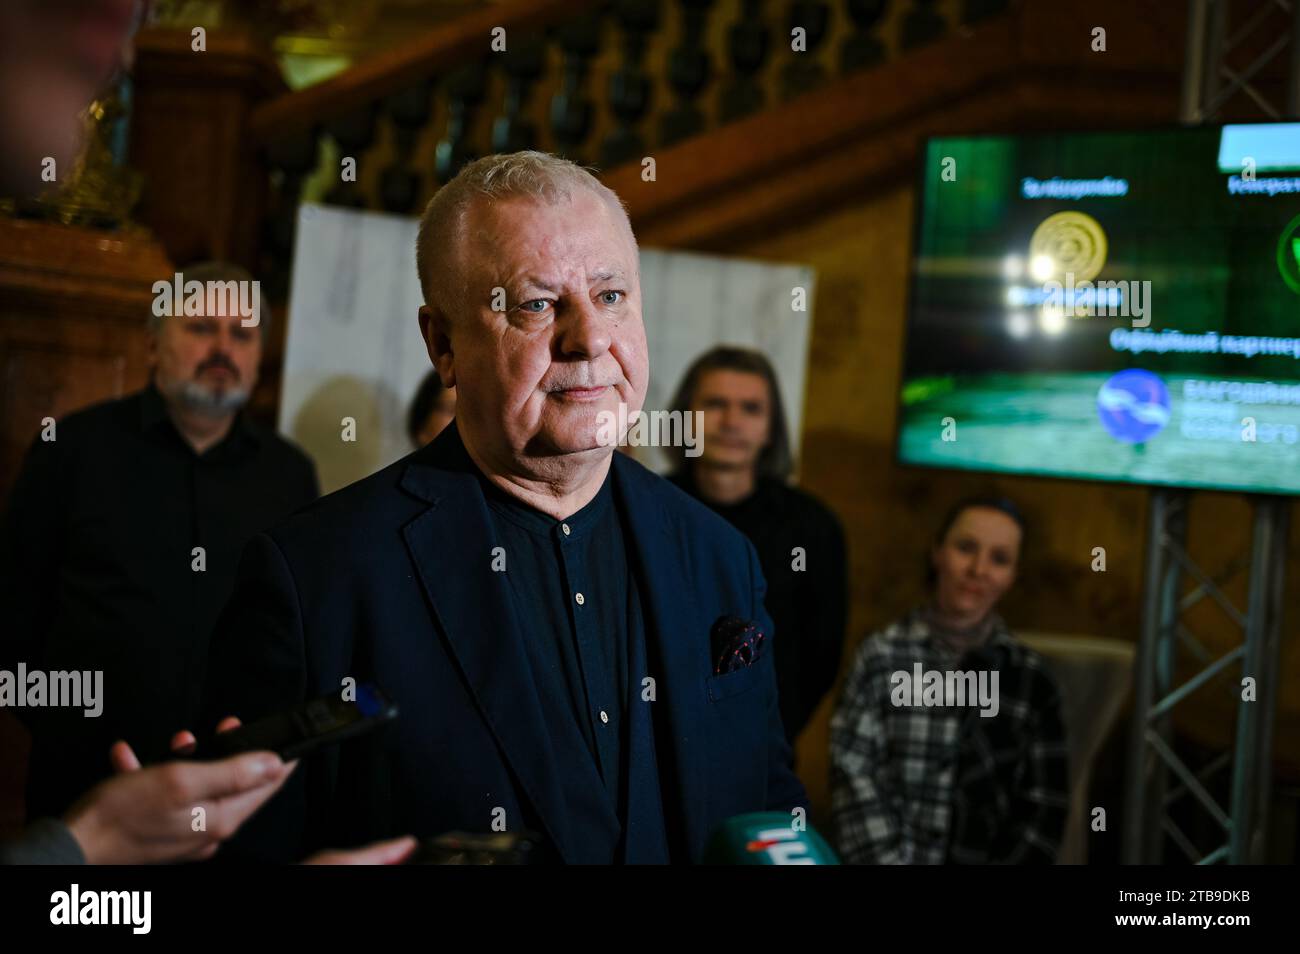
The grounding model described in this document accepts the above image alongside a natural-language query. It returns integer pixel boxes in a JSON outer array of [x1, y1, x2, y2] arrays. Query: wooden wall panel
[[0, 218, 170, 831], [0, 218, 169, 496]]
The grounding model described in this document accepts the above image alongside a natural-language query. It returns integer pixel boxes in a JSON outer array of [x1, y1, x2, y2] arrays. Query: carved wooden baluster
[[325, 105, 378, 208], [603, 0, 661, 168], [840, 0, 888, 74], [436, 62, 488, 184], [718, 0, 769, 123], [380, 81, 433, 215], [550, 16, 602, 164], [779, 1, 830, 100], [661, 0, 715, 146], [900, 0, 946, 50], [492, 35, 546, 154], [262, 130, 319, 301]]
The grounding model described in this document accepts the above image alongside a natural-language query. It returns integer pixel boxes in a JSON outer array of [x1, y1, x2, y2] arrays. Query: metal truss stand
[[1123, 492, 1290, 863], [1123, 0, 1298, 864]]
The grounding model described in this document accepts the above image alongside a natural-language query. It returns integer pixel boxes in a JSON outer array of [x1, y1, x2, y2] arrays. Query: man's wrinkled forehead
[[461, 192, 639, 287]]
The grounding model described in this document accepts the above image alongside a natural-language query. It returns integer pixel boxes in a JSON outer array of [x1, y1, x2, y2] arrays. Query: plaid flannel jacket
[[829, 608, 1069, 864]]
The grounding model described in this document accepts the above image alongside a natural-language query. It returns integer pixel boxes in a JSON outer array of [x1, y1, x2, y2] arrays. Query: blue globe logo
[[1097, 369, 1170, 444]]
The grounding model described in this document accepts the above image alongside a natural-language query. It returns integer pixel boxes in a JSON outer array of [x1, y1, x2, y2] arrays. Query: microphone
[[702, 812, 840, 865]]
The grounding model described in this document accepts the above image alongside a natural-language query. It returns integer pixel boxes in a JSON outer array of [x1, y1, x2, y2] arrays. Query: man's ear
[[418, 304, 455, 388]]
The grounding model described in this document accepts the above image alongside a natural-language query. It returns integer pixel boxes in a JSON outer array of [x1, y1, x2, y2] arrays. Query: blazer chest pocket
[[706, 652, 772, 702]]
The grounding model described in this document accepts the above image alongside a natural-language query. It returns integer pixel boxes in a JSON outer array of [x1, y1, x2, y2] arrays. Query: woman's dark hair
[[665, 345, 794, 480], [406, 369, 446, 444], [924, 495, 1027, 587]]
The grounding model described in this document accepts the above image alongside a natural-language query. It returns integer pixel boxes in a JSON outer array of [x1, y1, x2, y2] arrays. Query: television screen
[[897, 123, 1300, 495]]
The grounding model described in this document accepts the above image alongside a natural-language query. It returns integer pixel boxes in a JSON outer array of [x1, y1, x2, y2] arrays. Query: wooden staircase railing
[[131, 0, 1280, 304], [240, 0, 1014, 297]]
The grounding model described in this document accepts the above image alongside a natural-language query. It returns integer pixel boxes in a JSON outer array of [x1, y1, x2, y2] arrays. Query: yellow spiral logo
[[1028, 211, 1108, 282]]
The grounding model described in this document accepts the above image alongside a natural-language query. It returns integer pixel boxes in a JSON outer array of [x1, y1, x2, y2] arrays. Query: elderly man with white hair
[[202, 150, 807, 864]]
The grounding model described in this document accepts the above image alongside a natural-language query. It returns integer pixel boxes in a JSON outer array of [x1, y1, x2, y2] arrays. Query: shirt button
[[600, 710, 609, 724], [561, 523, 571, 536], [575, 592, 585, 606]]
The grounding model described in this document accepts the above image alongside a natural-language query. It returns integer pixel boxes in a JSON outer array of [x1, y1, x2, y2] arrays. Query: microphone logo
[[744, 828, 814, 865], [703, 811, 840, 864]]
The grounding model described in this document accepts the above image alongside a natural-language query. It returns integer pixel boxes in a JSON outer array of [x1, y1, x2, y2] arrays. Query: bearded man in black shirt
[[1, 264, 318, 819], [667, 346, 848, 747]]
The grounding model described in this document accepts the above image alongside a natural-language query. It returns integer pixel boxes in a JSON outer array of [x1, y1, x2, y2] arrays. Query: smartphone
[[206, 683, 399, 761], [405, 831, 546, 865]]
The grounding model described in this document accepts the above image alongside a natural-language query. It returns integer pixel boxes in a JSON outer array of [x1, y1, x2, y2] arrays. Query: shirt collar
[[904, 605, 1015, 653], [139, 379, 262, 455], [479, 462, 615, 540], [138, 379, 170, 434], [558, 467, 614, 539], [674, 466, 773, 512]]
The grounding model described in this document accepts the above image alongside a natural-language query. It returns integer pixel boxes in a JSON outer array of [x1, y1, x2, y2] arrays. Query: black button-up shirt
[[479, 469, 629, 800], [1, 383, 318, 816], [477, 462, 672, 863]]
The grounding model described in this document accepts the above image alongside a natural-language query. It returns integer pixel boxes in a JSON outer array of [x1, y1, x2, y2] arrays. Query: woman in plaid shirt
[[830, 497, 1069, 864]]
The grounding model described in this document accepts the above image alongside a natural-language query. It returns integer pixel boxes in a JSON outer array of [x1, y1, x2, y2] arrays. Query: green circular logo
[[1278, 213, 1300, 295]]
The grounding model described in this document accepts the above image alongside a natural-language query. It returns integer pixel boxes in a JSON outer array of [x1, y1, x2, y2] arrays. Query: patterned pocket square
[[710, 615, 767, 675]]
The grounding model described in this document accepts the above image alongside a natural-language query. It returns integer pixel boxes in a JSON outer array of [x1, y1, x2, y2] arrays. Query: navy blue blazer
[[200, 422, 807, 863]]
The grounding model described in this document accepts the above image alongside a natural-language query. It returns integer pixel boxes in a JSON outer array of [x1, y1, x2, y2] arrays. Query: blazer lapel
[[398, 425, 576, 862], [612, 454, 711, 859]]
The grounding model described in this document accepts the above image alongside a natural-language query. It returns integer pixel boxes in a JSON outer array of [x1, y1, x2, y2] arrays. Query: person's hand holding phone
[[171, 715, 416, 865], [62, 735, 294, 865]]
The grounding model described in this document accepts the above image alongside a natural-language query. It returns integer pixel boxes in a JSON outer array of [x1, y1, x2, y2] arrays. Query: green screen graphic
[[899, 123, 1300, 495]]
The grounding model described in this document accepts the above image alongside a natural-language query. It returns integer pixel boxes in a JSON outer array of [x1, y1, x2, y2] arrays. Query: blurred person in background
[[1, 262, 319, 820], [406, 369, 457, 448], [0, 0, 148, 198], [830, 496, 1068, 864], [0, 0, 407, 867], [666, 346, 847, 746]]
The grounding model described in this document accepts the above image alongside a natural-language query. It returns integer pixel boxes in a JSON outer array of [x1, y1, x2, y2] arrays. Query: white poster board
[[281, 203, 815, 493]]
